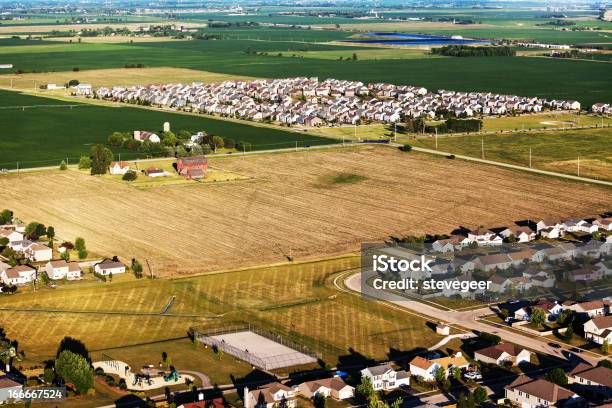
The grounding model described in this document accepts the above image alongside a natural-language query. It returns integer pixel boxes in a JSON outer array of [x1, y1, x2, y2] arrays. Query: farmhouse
[[474, 343, 531, 366], [583, 315, 612, 345], [243, 383, 296, 408], [45, 260, 82, 280], [109, 161, 130, 175], [505, 377, 582, 407], [361, 364, 409, 391], [94, 260, 126, 275], [298, 377, 354, 400], [1, 265, 36, 286], [133, 131, 161, 143], [177, 156, 208, 179]]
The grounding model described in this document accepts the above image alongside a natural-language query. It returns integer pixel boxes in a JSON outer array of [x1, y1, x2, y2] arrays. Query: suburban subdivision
[[0, 1, 610, 408]]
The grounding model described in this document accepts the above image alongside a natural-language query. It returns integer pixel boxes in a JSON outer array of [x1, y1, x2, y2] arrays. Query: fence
[[194, 324, 320, 371]]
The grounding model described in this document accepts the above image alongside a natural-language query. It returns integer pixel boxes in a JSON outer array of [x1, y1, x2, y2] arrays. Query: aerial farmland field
[[0, 146, 608, 275], [0, 90, 335, 167], [1, 37, 610, 106]]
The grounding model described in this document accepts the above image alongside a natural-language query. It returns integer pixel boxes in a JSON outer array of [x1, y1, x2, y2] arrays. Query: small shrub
[[59, 160, 67, 170], [122, 171, 138, 182], [447, 154, 455, 159], [399, 144, 412, 152]]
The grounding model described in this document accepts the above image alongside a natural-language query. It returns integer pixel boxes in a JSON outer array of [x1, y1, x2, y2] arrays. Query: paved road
[[344, 272, 604, 365], [389, 144, 612, 187]]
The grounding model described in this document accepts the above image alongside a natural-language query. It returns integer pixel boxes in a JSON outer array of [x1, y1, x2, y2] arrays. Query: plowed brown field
[[1, 146, 609, 275]]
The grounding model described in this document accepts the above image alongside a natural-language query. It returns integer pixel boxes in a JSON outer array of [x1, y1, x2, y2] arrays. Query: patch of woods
[[431, 45, 515, 57], [403, 117, 483, 134]]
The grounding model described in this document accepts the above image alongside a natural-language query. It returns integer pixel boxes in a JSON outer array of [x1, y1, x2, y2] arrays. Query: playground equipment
[[163, 369, 179, 382]]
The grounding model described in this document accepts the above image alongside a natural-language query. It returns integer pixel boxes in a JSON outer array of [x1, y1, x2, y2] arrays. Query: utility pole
[[295, 141, 298, 152], [481, 139, 485, 159], [354, 123, 357, 141], [394, 122, 397, 141], [435, 128, 438, 149], [529, 148, 532, 168]]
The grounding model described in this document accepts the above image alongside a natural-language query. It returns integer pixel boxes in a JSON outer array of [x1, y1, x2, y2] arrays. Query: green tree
[[59, 160, 68, 170], [0, 209, 12, 224], [453, 366, 462, 381], [530, 307, 546, 326], [564, 326, 574, 341], [545, 368, 568, 386], [90, 144, 113, 175], [78, 156, 91, 169], [122, 171, 138, 181], [74, 237, 86, 252], [556, 309, 573, 326], [132, 259, 143, 278], [473, 386, 488, 404], [25, 222, 46, 240], [0, 237, 8, 248], [78, 249, 88, 260], [355, 376, 375, 402], [46, 226, 55, 240], [211, 135, 224, 151], [55, 350, 93, 394], [602, 339, 609, 355], [43, 368, 55, 384], [434, 366, 446, 384], [61, 251, 70, 261], [107, 132, 125, 147], [313, 393, 326, 408]]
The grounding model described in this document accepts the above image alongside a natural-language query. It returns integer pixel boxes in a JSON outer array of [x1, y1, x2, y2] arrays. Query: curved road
[[343, 272, 604, 365]]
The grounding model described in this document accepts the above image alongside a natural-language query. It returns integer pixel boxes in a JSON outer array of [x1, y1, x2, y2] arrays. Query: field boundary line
[[388, 143, 612, 187]]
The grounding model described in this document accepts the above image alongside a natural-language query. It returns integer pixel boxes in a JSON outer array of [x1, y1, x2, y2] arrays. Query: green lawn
[[411, 128, 612, 181], [0, 256, 442, 367], [0, 89, 335, 168]]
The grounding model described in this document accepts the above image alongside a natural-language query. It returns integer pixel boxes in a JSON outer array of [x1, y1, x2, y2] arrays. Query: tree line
[[431, 45, 516, 57]]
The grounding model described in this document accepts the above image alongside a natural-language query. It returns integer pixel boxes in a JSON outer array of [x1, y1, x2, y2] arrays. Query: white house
[[0, 376, 23, 404], [109, 161, 130, 175], [583, 315, 612, 345], [1, 265, 36, 285], [505, 377, 582, 408], [94, 260, 126, 275], [298, 377, 354, 400], [568, 363, 612, 400], [409, 353, 468, 382], [499, 226, 536, 242], [45, 260, 82, 280], [244, 383, 296, 408], [24, 242, 52, 262], [0, 228, 23, 243], [474, 343, 531, 366], [361, 364, 409, 391]]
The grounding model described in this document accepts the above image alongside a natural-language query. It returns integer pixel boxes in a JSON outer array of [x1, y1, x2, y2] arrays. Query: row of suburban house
[[243, 345, 612, 407], [432, 215, 612, 253], [85, 77, 585, 125], [0, 258, 127, 287], [504, 298, 612, 346]]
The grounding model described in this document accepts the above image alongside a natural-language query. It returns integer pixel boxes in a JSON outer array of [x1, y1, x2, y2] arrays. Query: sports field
[[0, 146, 609, 275], [0, 89, 334, 167]]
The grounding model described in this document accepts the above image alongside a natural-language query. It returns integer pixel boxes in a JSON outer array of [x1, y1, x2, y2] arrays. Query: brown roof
[[476, 343, 525, 360], [302, 377, 351, 393], [0, 376, 21, 388], [574, 300, 609, 312], [569, 365, 612, 388], [590, 315, 612, 330], [48, 260, 69, 268], [506, 377, 576, 403], [410, 356, 435, 370]]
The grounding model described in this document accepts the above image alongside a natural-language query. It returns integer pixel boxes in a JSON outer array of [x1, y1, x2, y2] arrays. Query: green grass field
[[0, 89, 335, 168], [411, 128, 612, 181], [0, 256, 442, 366], [0, 37, 610, 106]]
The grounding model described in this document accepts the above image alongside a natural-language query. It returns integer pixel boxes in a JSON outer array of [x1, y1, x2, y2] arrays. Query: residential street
[[343, 272, 605, 365]]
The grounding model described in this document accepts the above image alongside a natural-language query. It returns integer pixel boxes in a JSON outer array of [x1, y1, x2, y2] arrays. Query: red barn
[[177, 156, 208, 179]]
